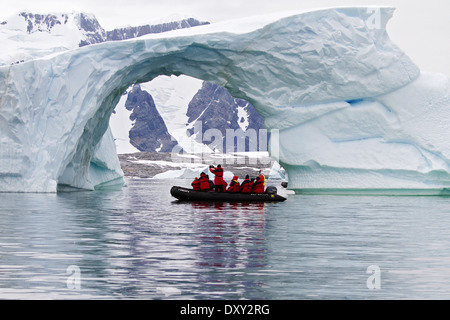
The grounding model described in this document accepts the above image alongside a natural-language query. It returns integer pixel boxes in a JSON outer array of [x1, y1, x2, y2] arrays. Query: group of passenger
[[191, 164, 266, 193]]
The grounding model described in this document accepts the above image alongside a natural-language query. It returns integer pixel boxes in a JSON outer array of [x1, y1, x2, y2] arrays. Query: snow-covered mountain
[[110, 76, 268, 154], [106, 18, 209, 42], [0, 11, 210, 65], [139, 75, 208, 154], [1, 11, 266, 155], [186, 81, 266, 153], [1, 12, 103, 65], [125, 84, 178, 153]]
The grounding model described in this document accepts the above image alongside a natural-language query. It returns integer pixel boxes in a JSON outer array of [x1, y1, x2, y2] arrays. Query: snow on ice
[[0, 7, 449, 193]]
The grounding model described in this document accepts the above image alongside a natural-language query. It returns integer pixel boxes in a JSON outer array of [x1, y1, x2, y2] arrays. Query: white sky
[[1, 0, 449, 76]]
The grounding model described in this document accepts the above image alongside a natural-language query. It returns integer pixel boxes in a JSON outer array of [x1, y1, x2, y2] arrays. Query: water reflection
[[3, 179, 450, 299], [47, 181, 274, 299], [167, 201, 268, 298]]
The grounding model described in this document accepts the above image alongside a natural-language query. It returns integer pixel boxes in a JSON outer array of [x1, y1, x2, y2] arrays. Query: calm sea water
[[1, 177, 450, 300]]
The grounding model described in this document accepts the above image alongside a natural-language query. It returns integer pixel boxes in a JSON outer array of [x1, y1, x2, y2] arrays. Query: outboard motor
[[265, 186, 278, 194]]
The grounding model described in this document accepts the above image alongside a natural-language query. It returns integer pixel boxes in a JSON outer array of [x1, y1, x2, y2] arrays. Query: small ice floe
[[156, 286, 182, 297]]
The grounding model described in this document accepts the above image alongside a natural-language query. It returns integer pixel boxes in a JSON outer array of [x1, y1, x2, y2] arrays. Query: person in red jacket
[[209, 164, 225, 192], [227, 175, 240, 193], [191, 177, 200, 191], [252, 176, 265, 193], [199, 172, 211, 191], [258, 169, 265, 189], [240, 175, 253, 193]]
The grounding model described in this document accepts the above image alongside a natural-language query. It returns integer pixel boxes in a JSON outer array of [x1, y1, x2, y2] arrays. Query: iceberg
[[278, 73, 450, 194], [0, 7, 448, 193]]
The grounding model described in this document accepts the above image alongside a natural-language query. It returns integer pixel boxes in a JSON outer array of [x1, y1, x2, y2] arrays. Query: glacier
[[0, 6, 449, 193]]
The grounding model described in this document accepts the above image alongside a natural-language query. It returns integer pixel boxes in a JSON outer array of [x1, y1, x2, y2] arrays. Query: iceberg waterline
[[0, 7, 448, 193]]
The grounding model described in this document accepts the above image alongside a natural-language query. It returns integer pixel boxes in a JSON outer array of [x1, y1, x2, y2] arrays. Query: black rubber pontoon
[[170, 186, 287, 202]]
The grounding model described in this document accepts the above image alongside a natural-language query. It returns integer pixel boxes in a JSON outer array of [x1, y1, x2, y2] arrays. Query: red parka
[[209, 166, 225, 187], [191, 177, 200, 191], [227, 176, 240, 193], [240, 178, 253, 193], [252, 177, 265, 193], [199, 173, 211, 191]]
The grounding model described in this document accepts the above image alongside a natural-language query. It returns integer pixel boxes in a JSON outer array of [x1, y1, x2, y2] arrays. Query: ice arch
[[2, 6, 448, 193]]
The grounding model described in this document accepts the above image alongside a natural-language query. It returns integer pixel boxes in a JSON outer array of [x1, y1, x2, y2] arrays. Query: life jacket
[[227, 176, 240, 193], [252, 177, 265, 193], [240, 178, 253, 193], [191, 178, 200, 191], [209, 167, 225, 186], [259, 173, 265, 187], [199, 174, 211, 191]]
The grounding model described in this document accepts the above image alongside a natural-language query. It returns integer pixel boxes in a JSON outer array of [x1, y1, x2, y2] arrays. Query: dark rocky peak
[[77, 13, 102, 33], [106, 18, 210, 41], [187, 81, 267, 152], [19, 12, 69, 33], [125, 84, 178, 153], [76, 13, 107, 46]]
